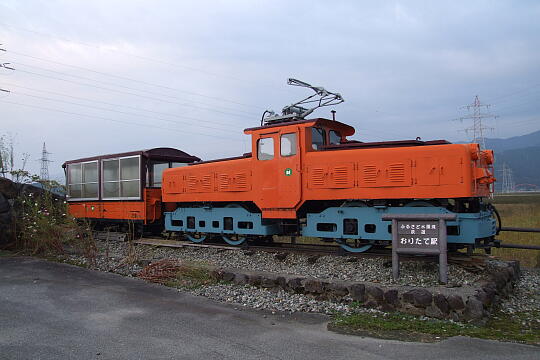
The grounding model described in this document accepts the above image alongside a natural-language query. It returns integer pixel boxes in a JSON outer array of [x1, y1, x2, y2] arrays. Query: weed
[[491, 194, 540, 267], [11, 184, 97, 265], [330, 310, 540, 344]]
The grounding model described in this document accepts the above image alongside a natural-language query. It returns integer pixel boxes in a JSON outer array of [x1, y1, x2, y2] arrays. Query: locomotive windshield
[[311, 127, 326, 150], [329, 130, 341, 145]]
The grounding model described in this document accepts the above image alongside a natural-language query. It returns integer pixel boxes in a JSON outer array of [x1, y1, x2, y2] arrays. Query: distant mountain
[[494, 146, 540, 190], [459, 130, 540, 190], [484, 130, 540, 153]]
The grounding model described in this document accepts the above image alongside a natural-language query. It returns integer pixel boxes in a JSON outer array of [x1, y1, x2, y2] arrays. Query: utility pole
[[459, 95, 498, 149], [39, 142, 52, 181], [500, 163, 516, 194]]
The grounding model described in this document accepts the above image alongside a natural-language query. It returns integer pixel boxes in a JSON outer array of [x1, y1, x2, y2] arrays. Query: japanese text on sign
[[396, 220, 440, 249]]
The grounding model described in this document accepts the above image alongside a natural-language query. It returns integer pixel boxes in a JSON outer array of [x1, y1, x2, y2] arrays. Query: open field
[[491, 193, 540, 268]]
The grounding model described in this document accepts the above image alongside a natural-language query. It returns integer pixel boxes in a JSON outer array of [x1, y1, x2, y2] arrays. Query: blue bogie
[[165, 204, 496, 250]]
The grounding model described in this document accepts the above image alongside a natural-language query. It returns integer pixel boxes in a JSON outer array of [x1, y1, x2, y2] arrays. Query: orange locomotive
[[162, 79, 497, 252]]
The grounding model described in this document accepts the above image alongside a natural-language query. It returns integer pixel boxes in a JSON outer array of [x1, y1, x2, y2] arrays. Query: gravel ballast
[[63, 239, 538, 323]]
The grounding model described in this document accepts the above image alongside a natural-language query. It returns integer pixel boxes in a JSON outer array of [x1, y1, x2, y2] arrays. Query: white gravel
[[63, 239, 539, 322], [93, 239, 485, 287]]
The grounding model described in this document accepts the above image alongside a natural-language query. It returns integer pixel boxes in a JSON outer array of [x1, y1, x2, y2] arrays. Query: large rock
[[403, 289, 433, 308], [366, 285, 384, 302], [447, 294, 465, 310], [233, 273, 249, 285], [326, 282, 349, 299], [384, 289, 399, 306], [348, 283, 366, 302], [464, 298, 485, 321], [303, 279, 325, 294], [433, 293, 449, 314], [286, 277, 304, 293]]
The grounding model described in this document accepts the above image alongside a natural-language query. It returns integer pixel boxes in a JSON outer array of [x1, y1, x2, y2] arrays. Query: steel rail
[[500, 226, 540, 233]]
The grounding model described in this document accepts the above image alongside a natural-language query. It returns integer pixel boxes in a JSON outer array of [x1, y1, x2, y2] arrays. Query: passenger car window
[[67, 161, 98, 200], [311, 127, 325, 150], [329, 130, 341, 145], [102, 156, 141, 199], [257, 137, 274, 160], [280, 133, 297, 157]]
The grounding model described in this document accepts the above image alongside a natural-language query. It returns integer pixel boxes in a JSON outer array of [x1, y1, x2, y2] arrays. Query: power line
[[0, 22, 274, 89], [3, 82, 237, 130], [10, 63, 257, 119], [8, 89, 240, 134], [487, 82, 540, 104], [10, 60, 259, 116], [7, 50, 264, 110], [0, 98, 238, 141]]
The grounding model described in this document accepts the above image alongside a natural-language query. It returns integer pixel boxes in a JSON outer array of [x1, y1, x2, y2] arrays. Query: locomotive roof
[[62, 147, 200, 167], [244, 117, 355, 136]]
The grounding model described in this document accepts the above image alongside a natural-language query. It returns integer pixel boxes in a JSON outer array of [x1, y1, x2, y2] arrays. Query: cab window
[[311, 127, 325, 150], [329, 130, 341, 145], [280, 133, 297, 157], [257, 137, 274, 160]]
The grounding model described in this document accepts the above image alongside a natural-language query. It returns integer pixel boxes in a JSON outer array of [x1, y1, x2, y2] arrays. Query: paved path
[[0, 257, 538, 359]]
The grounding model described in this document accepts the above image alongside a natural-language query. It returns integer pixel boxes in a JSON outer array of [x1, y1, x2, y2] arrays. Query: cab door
[[252, 128, 302, 218], [277, 129, 302, 209], [253, 131, 279, 210]]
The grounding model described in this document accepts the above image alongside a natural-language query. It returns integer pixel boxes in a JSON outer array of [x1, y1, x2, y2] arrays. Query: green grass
[[330, 310, 540, 344], [491, 193, 540, 268], [0, 249, 14, 257], [164, 264, 218, 290]]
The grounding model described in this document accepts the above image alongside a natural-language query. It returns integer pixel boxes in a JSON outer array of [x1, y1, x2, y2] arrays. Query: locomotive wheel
[[337, 201, 373, 252], [335, 238, 374, 253], [222, 234, 246, 246], [185, 232, 207, 243], [220, 203, 248, 246]]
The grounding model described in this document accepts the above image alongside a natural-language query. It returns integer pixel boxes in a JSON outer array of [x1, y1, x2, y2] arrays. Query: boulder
[[384, 289, 399, 306], [348, 283, 366, 302], [233, 273, 249, 285], [447, 294, 465, 310], [326, 282, 349, 298], [403, 289, 432, 308], [303, 279, 325, 294], [366, 285, 384, 302], [464, 298, 485, 321], [433, 293, 449, 314]]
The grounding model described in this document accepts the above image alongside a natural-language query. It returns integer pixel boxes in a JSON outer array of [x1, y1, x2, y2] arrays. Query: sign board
[[397, 220, 440, 251], [382, 214, 457, 284]]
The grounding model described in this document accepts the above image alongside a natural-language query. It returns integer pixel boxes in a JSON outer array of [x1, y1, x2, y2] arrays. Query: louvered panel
[[234, 172, 249, 191], [388, 163, 405, 183], [331, 164, 354, 188], [201, 175, 212, 192], [186, 175, 198, 192], [309, 167, 326, 188], [218, 173, 230, 191], [363, 165, 377, 185]]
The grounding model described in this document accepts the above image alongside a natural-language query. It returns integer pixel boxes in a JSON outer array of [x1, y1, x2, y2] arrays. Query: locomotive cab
[[244, 118, 355, 219]]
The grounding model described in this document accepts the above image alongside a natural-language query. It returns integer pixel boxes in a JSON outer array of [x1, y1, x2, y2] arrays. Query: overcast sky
[[1, 0, 539, 181]]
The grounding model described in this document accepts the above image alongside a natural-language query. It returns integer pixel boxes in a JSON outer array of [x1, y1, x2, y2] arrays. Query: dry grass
[[491, 193, 540, 268]]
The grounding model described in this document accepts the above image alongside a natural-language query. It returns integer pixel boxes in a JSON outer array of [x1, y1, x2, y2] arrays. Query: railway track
[[131, 235, 489, 273], [93, 226, 539, 273]]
